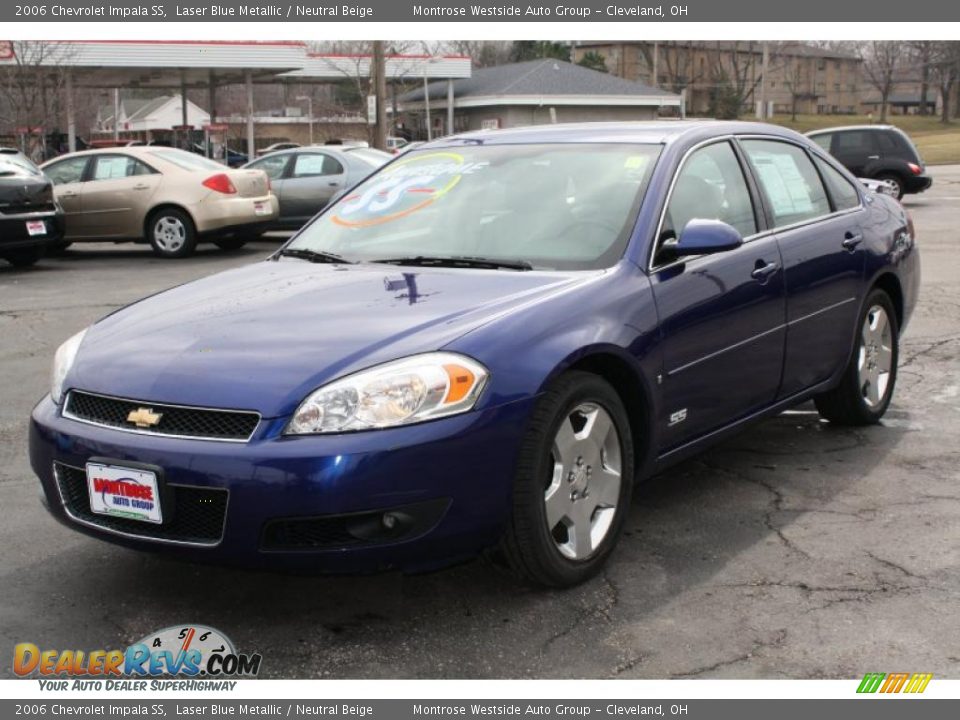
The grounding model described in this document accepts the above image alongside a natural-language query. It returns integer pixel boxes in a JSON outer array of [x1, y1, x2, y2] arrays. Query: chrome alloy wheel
[[858, 304, 894, 408], [543, 402, 622, 561], [153, 216, 187, 253]]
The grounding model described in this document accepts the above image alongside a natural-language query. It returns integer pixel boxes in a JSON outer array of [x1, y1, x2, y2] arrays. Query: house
[[397, 59, 681, 137], [96, 96, 210, 141], [572, 42, 864, 116]]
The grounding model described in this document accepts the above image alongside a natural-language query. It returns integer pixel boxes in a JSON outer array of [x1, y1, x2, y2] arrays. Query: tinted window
[[287, 143, 661, 271], [248, 154, 289, 180], [292, 153, 343, 178], [814, 156, 861, 211], [44, 156, 89, 185], [834, 130, 876, 154], [663, 141, 757, 244], [877, 132, 899, 154], [741, 140, 831, 228], [810, 133, 833, 152], [91, 155, 153, 180]]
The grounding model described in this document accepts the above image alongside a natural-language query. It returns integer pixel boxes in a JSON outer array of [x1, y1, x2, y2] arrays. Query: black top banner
[[3, 0, 958, 22]]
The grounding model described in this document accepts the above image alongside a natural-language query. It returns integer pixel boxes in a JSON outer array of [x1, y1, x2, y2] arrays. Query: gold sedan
[[41, 147, 279, 258]]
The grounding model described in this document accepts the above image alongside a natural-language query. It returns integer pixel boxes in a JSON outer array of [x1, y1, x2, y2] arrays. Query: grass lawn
[[749, 114, 960, 165]]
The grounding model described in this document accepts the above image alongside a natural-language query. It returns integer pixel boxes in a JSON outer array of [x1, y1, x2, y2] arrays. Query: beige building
[[573, 42, 863, 117]]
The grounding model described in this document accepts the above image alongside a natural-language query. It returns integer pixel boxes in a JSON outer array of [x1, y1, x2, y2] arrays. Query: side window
[[834, 130, 876, 154], [877, 132, 899, 154], [661, 141, 757, 248], [248, 154, 289, 180], [813, 156, 861, 212], [91, 155, 150, 180], [292, 153, 340, 178], [810, 133, 832, 153], [741, 140, 831, 228], [44, 156, 88, 185]]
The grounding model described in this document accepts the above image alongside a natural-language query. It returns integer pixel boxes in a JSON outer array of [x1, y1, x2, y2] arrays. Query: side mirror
[[675, 219, 743, 256]]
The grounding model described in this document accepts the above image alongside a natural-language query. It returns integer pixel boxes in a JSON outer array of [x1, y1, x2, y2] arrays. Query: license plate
[[26, 220, 46, 236], [86, 462, 162, 524], [253, 201, 270, 216]]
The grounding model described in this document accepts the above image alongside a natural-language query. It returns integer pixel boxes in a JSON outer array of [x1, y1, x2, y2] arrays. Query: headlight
[[286, 352, 488, 434], [51, 328, 87, 404]]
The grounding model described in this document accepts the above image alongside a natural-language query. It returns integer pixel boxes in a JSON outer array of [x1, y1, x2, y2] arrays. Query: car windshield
[[145, 149, 224, 172], [286, 143, 661, 271]]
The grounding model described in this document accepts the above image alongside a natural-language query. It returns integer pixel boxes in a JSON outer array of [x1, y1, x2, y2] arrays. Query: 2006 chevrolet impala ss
[[29, 122, 919, 587]]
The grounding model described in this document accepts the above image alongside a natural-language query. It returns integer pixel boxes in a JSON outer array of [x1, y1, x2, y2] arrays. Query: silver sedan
[[243, 146, 391, 231]]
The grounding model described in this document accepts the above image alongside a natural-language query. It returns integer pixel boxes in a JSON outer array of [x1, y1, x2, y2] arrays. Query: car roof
[[806, 125, 898, 135], [417, 120, 811, 149]]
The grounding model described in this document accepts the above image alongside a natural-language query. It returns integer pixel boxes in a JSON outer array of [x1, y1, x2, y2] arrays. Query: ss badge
[[668, 408, 688, 427]]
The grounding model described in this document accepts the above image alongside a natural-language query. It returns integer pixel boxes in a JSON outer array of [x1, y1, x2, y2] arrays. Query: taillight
[[907, 163, 923, 175], [202, 173, 237, 194]]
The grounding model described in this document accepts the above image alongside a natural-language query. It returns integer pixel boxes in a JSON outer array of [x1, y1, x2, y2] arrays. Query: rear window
[[344, 147, 393, 166], [813, 156, 861, 211], [0, 155, 41, 176], [147, 149, 223, 172]]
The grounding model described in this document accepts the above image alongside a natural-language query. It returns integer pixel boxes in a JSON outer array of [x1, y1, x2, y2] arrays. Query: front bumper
[[29, 394, 533, 573]]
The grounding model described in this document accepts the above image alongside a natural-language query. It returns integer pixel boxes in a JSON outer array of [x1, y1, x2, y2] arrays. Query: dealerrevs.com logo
[[15, 625, 262, 689]]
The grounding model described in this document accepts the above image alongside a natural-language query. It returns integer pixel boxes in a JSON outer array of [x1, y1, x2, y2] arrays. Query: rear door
[[650, 139, 786, 448], [42, 156, 92, 238], [82, 155, 161, 238], [739, 139, 867, 397], [829, 130, 878, 176]]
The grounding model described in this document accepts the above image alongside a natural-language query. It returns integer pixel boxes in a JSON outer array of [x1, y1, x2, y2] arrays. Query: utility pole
[[759, 41, 769, 120], [372, 40, 387, 151]]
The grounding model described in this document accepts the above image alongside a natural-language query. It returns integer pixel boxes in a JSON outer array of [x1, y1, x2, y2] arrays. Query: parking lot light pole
[[65, 71, 76, 153], [245, 70, 255, 160], [296, 95, 314, 145]]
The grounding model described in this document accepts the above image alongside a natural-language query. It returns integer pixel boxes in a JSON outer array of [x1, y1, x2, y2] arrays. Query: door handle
[[132, 184, 150, 191], [751, 260, 779, 282], [61, 191, 78, 198], [842, 231, 864, 250], [867, 155, 880, 160]]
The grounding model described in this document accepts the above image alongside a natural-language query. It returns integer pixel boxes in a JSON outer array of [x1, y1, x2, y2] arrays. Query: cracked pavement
[[1, 167, 959, 679]]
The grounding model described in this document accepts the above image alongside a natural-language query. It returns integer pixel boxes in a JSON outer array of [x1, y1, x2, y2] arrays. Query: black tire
[[499, 371, 635, 587], [876, 172, 905, 200], [147, 208, 197, 259], [814, 289, 899, 426], [213, 238, 248, 252], [3, 248, 42, 267]]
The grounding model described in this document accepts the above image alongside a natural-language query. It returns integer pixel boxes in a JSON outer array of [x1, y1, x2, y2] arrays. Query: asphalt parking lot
[[1, 170, 958, 680]]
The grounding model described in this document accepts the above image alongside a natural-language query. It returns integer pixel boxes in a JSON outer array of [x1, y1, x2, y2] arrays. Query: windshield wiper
[[370, 255, 533, 271], [276, 247, 353, 264]]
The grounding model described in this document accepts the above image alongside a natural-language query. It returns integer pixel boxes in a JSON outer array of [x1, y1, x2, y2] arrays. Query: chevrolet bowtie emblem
[[127, 407, 163, 428]]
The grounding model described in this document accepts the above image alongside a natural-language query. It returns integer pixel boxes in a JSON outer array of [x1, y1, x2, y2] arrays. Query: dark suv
[[0, 148, 65, 267], [806, 125, 931, 200]]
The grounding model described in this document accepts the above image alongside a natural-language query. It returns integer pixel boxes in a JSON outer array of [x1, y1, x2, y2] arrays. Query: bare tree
[[446, 41, 512, 69], [0, 41, 75, 159], [861, 41, 901, 122], [930, 42, 960, 124]]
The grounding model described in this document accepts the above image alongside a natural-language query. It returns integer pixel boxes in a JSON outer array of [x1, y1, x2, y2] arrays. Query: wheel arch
[[547, 347, 658, 482], [143, 203, 197, 240], [871, 271, 904, 330]]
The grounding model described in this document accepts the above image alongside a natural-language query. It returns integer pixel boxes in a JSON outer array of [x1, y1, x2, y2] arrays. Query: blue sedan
[[29, 121, 919, 587]]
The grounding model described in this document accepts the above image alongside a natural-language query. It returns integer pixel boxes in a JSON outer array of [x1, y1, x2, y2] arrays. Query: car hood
[[68, 259, 588, 418]]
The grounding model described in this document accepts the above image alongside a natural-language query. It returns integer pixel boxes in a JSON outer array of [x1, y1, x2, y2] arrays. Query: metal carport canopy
[[0, 41, 472, 154]]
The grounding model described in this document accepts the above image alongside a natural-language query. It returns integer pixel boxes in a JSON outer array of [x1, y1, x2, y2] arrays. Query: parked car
[[257, 142, 300, 157], [29, 122, 918, 586], [807, 125, 931, 200], [40, 147, 277, 258], [386, 136, 409, 153], [243, 146, 391, 231], [0, 148, 65, 267]]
